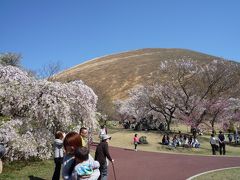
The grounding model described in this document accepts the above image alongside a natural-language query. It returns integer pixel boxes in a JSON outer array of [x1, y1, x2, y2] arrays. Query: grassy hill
[[52, 48, 227, 116]]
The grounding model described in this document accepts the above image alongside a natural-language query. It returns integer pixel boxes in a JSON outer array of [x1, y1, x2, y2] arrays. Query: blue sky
[[1, 0, 240, 71]]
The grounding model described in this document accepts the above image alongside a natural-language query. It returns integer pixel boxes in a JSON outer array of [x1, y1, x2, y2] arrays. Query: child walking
[[133, 134, 139, 151], [52, 131, 64, 180]]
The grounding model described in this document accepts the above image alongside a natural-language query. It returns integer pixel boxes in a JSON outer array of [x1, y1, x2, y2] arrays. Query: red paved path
[[104, 146, 240, 180]]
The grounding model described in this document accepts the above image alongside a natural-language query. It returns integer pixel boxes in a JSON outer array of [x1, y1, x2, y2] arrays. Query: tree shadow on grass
[[29, 175, 46, 180]]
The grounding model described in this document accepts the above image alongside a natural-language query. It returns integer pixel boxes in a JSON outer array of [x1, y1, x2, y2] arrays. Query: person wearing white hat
[[95, 134, 114, 180]]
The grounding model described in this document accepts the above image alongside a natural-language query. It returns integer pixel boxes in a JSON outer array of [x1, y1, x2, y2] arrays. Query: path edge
[[186, 166, 240, 180]]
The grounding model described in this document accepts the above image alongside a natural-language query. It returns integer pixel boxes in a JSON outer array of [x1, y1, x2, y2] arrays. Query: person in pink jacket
[[133, 134, 139, 151]]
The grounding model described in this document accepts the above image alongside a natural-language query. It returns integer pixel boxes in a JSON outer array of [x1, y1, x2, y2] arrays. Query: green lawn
[[104, 128, 240, 156], [0, 160, 54, 180], [193, 167, 240, 180], [0, 126, 239, 180], [0, 150, 97, 180]]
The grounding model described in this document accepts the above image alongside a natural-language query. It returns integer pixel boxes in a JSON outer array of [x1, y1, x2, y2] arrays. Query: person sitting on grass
[[72, 147, 100, 180], [188, 136, 193, 147], [191, 137, 200, 148], [177, 131, 183, 146], [172, 135, 178, 148], [162, 135, 169, 145], [183, 134, 190, 148], [177, 131, 184, 146]]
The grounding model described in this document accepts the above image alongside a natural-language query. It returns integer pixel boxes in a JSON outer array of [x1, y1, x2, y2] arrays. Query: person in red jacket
[[133, 134, 139, 151], [95, 134, 114, 180]]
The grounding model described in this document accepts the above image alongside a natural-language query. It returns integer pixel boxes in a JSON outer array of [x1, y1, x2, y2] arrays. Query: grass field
[[0, 160, 54, 180], [104, 126, 240, 156], [0, 126, 239, 180], [0, 150, 96, 180], [193, 167, 240, 180]]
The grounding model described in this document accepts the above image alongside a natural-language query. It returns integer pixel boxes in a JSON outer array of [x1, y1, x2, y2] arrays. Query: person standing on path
[[95, 134, 114, 180], [133, 134, 139, 151], [52, 131, 64, 180], [79, 127, 88, 148], [218, 131, 226, 155]]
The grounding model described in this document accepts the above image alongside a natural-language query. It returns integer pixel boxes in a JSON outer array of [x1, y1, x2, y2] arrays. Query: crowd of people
[[161, 131, 200, 148], [52, 125, 113, 180], [160, 129, 240, 155]]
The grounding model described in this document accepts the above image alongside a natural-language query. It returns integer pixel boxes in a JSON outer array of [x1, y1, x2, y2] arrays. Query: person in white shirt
[[99, 125, 107, 141], [210, 133, 217, 155], [192, 137, 200, 148], [52, 131, 64, 180]]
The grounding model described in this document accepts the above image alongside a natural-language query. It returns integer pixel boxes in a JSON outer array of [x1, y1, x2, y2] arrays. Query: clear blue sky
[[1, 0, 240, 71]]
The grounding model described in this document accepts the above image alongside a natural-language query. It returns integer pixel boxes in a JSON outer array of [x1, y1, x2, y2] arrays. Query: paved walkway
[[104, 146, 240, 180]]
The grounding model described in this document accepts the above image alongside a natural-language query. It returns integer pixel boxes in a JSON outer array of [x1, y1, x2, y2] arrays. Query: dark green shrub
[[139, 136, 148, 144]]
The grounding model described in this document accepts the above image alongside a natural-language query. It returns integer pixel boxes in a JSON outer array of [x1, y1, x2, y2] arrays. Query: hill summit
[[52, 48, 226, 116]]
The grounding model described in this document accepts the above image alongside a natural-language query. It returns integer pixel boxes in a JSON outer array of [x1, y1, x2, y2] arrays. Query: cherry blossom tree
[[205, 98, 230, 131], [227, 98, 240, 124], [159, 59, 240, 129], [114, 86, 151, 124], [0, 65, 98, 160], [147, 83, 178, 131], [114, 85, 162, 130], [117, 59, 240, 132], [115, 84, 179, 131]]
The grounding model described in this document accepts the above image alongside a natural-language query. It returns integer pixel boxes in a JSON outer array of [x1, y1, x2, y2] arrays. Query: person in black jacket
[[95, 134, 114, 180], [218, 130, 226, 155]]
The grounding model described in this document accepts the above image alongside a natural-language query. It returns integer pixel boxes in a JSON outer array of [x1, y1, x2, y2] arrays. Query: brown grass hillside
[[52, 48, 224, 116]]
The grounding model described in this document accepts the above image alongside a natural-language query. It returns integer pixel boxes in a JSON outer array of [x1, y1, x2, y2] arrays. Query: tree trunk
[[167, 122, 170, 131], [211, 121, 216, 134]]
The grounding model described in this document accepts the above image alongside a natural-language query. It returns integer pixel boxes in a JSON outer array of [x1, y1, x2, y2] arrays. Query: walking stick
[[112, 161, 117, 180]]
